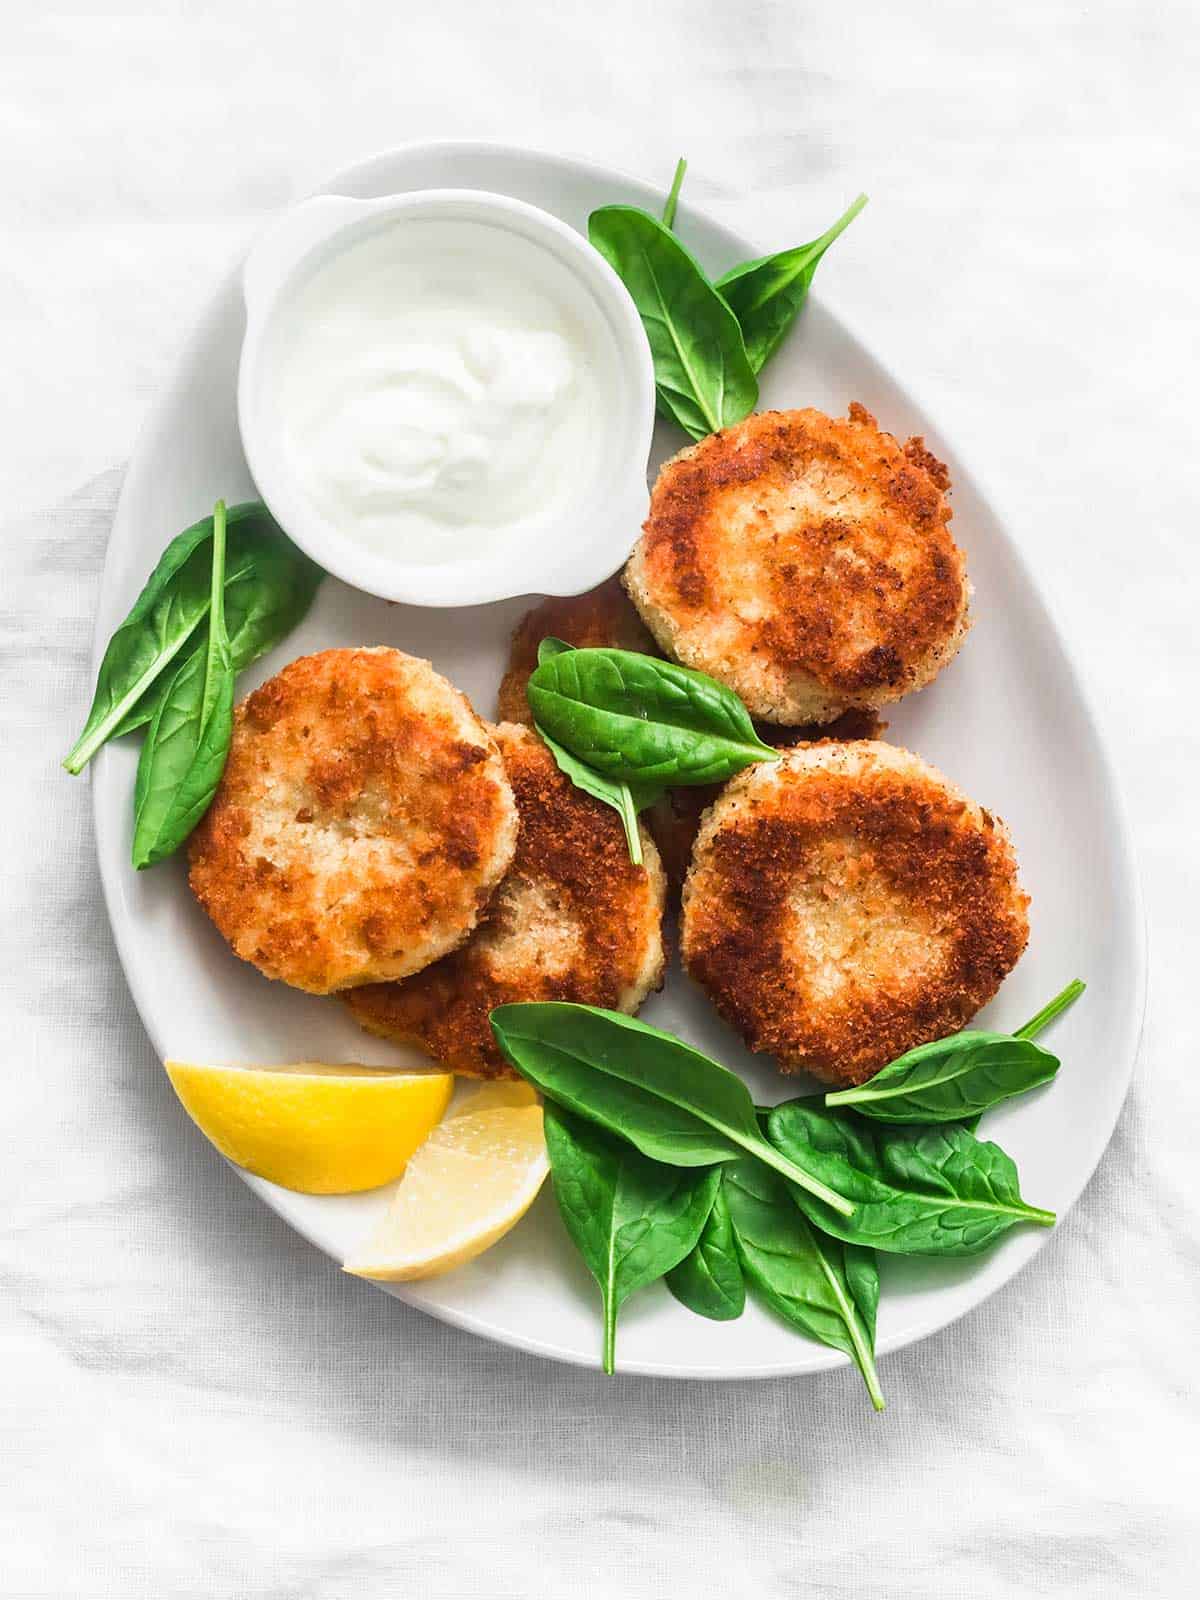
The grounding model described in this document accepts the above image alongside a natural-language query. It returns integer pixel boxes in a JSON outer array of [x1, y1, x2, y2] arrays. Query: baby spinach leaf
[[109, 523, 322, 740], [131, 501, 236, 869], [532, 642, 664, 864], [767, 1100, 1055, 1256], [536, 636, 574, 666], [543, 1102, 720, 1373], [65, 502, 318, 769], [824, 980, 1085, 1124], [715, 193, 867, 374], [825, 1034, 1058, 1124], [488, 1003, 854, 1216], [526, 646, 777, 787], [65, 509, 221, 773], [588, 204, 757, 440], [661, 156, 687, 230], [665, 1179, 745, 1321], [723, 1156, 884, 1410]]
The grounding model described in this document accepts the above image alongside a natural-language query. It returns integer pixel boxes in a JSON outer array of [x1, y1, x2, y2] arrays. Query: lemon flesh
[[447, 1078, 539, 1118], [344, 1102, 547, 1281], [164, 1061, 453, 1195]]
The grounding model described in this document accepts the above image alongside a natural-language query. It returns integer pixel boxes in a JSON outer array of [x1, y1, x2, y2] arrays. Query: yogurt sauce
[[263, 217, 617, 565]]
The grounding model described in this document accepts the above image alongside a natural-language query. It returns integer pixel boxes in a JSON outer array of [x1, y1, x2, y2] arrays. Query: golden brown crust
[[625, 407, 970, 723], [188, 648, 517, 995], [645, 708, 888, 890], [680, 742, 1029, 1085], [496, 577, 657, 725], [344, 724, 666, 1077]]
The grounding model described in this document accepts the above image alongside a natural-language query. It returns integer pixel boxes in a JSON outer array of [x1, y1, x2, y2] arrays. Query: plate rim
[[89, 138, 1148, 1380]]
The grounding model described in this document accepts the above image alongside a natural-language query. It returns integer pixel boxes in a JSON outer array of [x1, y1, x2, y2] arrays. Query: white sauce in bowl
[[259, 217, 618, 566]]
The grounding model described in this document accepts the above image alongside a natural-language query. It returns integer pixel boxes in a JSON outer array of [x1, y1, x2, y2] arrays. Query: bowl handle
[[242, 194, 379, 322]]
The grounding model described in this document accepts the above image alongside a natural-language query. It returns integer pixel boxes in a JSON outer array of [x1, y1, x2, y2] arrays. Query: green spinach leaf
[[767, 1100, 1055, 1256], [665, 1179, 745, 1321], [661, 156, 687, 230], [824, 980, 1085, 1124], [543, 1102, 720, 1373], [65, 501, 318, 769], [825, 1034, 1057, 1124], [526, 646, 777, 787], [588, 205, 757, 440], [488, 1003, 854, 1216], [531, 641, 664, 864], [131, 501, 236, 869], [723, 1155, 884, 1409], [65, 508, 223, 773], [715, 194, 867, 374], [536, 637, 574, 666], [109, 522, 321, 740]]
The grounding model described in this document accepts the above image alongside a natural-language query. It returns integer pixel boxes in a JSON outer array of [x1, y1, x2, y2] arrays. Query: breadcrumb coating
[[681, 741, 1029, 1084], [625, 406, 970, 723], [645, 708, 887, 889], [188, 648, 517, 995]]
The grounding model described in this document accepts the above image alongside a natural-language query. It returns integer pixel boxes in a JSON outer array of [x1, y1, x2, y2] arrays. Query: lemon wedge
[[447, 1078, 539, 1118], [343, 1098, 547, 1281], [163, 1061, 453, 1195]]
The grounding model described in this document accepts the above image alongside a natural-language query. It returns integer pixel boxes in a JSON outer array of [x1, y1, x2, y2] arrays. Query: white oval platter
[[90, 142, 1145, 1380]]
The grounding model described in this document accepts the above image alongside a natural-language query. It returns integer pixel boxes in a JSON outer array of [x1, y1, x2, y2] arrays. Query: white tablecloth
[[3, 3, 1196, 1595]]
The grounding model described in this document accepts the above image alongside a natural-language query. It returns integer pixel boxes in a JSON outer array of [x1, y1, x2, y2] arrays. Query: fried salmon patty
[[188, 648, 517, 995], [625, 406, 970, 724], [496, 577, 657, 725], [344, 724, 666, 1077], [681, 742, 1029, 1085]]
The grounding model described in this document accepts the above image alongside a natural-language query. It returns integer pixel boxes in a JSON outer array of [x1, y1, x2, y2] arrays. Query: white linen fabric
[[2, 3, 1197, 1596]]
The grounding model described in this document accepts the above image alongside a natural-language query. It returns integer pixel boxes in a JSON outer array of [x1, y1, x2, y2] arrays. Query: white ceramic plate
[[91, 142, 1145, 1380]]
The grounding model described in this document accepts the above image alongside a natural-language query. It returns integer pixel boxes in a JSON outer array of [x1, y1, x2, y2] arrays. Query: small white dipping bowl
[[237, 189, 655, 607]]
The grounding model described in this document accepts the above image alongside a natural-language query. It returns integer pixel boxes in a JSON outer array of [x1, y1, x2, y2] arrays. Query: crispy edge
[[188, 648, 516, 994], [646, 708, 889, 891], [627, 406, 969, 713], [681, 744, 1030, 1084]]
